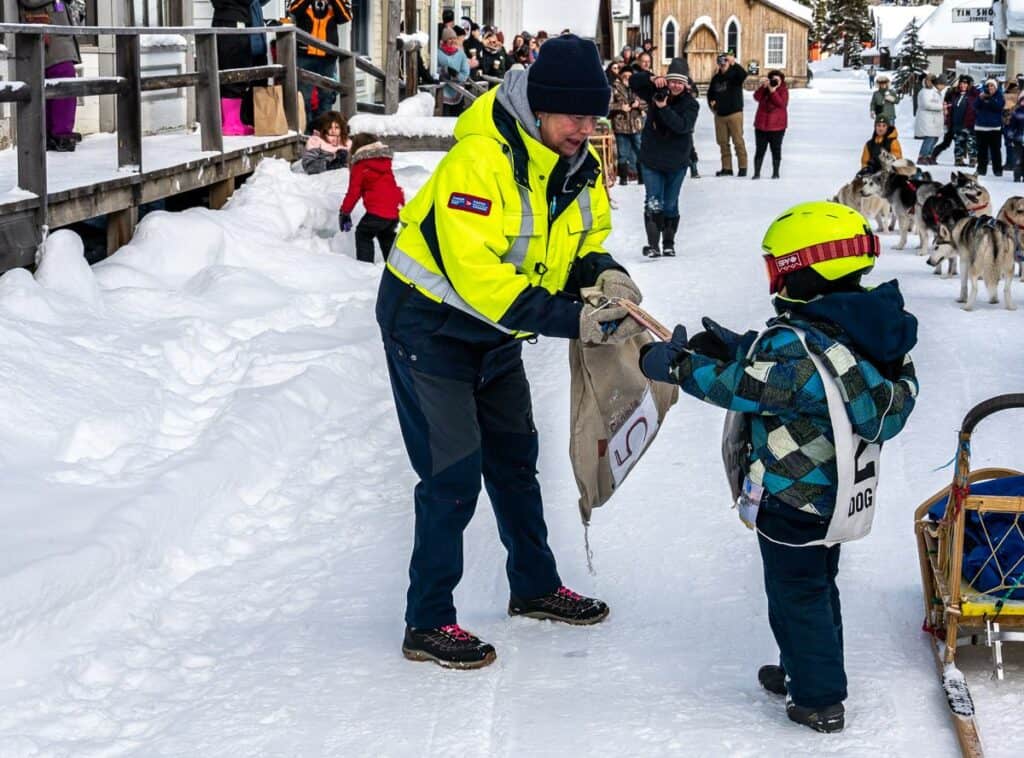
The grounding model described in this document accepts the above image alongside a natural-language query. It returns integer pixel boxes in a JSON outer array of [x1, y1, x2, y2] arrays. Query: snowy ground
[[0, 66, 1021, 757]]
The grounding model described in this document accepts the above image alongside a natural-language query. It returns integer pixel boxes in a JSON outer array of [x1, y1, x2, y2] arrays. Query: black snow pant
[[975, 129, 1003, 175], [754, 128, 785, 176], [756, 505, 847, 709], [355, 213, 398, 263], [376, 270, 561, 629], [931, 126, 954, 160]]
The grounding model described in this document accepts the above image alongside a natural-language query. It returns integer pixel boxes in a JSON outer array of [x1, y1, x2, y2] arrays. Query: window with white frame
[[726, 18, 740, 60], [662, 16, 678, 60], [765, 33, 786, 68]]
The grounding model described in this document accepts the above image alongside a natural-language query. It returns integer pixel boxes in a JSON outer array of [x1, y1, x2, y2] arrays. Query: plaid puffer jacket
[[669, 305, 918, 521]]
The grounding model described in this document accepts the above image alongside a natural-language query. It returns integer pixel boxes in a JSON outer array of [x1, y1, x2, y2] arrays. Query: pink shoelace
[[439, 623, 473, 641], [556, 586, 583, 602]]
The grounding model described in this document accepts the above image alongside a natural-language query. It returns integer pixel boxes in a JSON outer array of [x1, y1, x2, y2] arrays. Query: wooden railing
[[0, 22, 378, 261]]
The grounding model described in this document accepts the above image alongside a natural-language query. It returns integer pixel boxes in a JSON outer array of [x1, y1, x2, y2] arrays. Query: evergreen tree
[[892, 18, 929, 113], [821, 0, 874, 65], [811, 0, 829, 46]]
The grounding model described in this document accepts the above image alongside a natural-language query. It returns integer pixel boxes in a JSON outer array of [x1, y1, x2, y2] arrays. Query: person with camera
[[975, 78, 1005, 177], [630, 58, 700, 257], [708, 51, 749, 176], [752, 69, 789, 179]]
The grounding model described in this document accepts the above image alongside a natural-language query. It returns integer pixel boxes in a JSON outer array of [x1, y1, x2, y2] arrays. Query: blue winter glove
[[339, 212, 353, 233], [638, 325, 689, 383]]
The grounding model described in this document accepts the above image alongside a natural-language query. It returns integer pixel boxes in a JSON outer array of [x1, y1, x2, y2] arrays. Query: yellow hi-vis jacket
[[385, 87, 621, 339]]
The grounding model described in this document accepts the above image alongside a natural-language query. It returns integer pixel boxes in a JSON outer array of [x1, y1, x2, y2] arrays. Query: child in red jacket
[[339, 134, 405, 263]]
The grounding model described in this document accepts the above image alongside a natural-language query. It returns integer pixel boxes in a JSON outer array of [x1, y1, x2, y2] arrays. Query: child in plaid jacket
[[639, 201, 918, 734]]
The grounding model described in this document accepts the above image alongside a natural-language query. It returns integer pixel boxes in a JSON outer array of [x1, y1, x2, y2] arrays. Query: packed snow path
[[0, 66, 1021, 757]]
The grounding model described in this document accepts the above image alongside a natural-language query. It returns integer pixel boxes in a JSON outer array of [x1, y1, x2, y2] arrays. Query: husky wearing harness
[[833, 173, 890, 232], [927, 210, 1017, 311]]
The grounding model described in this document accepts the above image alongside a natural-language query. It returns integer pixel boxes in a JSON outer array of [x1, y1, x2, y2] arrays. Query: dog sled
[[915, 393, 1024, 757]]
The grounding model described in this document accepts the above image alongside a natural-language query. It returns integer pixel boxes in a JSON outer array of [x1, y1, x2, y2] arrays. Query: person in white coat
[[915, 75, 945, 165]]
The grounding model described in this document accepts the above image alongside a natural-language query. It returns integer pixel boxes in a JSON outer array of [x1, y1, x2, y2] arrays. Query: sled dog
[[996, 196, 1024, 281], [833, 174, 890, 232], [927, 211, 1017, 311]]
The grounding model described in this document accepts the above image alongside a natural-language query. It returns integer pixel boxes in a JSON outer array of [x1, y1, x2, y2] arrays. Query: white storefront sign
[[953, 6, 995, 23]]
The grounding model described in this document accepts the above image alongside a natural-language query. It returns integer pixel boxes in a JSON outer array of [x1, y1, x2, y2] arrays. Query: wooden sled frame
[[914, 393, 1024, 757]]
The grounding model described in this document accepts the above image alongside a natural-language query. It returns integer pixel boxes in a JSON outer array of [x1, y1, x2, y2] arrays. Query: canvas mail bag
[[253, 85, 289, 137], [569, 329, 678, 525], [722, 325, 881, 547]]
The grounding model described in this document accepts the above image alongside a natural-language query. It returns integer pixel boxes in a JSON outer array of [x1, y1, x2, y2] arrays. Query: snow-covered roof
[[1002, 0, 1024, 34], [759, 0, 813, 25], [917, 0, 994, 50], [871, 4, 937, 49]]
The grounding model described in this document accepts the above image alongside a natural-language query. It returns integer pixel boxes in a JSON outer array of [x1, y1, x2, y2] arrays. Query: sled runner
[[915, 393, 1024, 758]]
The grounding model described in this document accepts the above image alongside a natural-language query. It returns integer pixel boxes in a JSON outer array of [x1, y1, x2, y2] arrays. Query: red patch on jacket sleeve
[[447, 192, 493, 216]]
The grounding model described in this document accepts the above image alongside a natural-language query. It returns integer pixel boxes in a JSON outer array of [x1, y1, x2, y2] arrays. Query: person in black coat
[[630, 58, 699, 257], [211, 1, 258, 126], [708, 51, 749, 175]]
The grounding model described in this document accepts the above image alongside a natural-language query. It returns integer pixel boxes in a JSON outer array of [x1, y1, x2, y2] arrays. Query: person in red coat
[[339, 134, 405, 263], [752, 69, 789, 179]]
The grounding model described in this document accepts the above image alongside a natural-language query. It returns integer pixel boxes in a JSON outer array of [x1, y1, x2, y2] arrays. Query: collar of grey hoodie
[[495, 69, 591, 186]]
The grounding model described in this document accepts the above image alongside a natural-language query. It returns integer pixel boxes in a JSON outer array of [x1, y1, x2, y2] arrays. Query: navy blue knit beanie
[[527, 35, 610, 117]]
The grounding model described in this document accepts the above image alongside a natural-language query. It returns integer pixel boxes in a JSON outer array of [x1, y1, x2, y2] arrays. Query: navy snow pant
[[757, 507, 847, 709], [376, 271, 561, 629]]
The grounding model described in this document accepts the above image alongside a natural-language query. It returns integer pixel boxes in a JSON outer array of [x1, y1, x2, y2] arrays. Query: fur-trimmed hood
[[351, 142, 394, 165]]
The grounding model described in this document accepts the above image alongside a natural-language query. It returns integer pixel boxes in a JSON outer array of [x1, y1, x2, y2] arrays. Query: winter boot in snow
[[402, 624, 496, 669], [772, 159, 781, 179], [758, 664, 787, 695], [509, 586, 609, 625], [737, 167, 747, 177], [715, 168, 734, 177], [661, 215, 679, 256], [643, 211, 663, 257], [618, 163, 629, 185], [221, 98, 254, 136], [786, 701, 845, 733]]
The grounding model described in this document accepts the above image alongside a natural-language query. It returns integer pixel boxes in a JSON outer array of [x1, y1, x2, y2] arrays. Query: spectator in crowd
[[511, 34, 526, 54], [948, 75, 979, 167], [338, 133, 404, 263], [288, 0, 353, 131], [641, 38, 655, 56], [929, 74, 958, 163], [296, 111, 349, 174], [630, 58, 700, 257], [509, 45, 531, 71], [1005, 91, 1024, 182], [621, 45, 635, 69], [605, 59, 622, 85], [869, 73, 899, 124], [708, 51, 749, 176], [437, 7, 454, 40], [18, 0, 82, 151], [635, 51, 653, 73], [752, 69, 788, 179], [536, 30, 549, 48], [464, 22, 486, 78], [975, 78, 1005, 176], [867, 64, 876, 89], [861, 117, 903, 173], [1003, 80, 1018, 165], [438, 27, 470, 116], [481, 28, 511, 79], [915, 74, 944, 165], [610, 67, 645, 185]]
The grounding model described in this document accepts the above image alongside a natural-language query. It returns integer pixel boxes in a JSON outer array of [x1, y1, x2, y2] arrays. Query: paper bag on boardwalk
[[253, 85, 289, 136], [569, 293, 678, 524]]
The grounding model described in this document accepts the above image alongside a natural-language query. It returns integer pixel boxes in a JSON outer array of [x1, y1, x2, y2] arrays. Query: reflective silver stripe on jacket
[[575, 187, 594, 255], [504, 184, 535, 271], [388, 246, 515, 334]]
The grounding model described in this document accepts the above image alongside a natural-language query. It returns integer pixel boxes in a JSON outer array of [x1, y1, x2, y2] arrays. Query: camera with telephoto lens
[[769, 76, 780, 87], [653, 87, 670, 103]]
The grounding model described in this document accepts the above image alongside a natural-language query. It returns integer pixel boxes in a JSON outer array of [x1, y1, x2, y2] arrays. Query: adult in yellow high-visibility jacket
[[378, 35, 644, 670]]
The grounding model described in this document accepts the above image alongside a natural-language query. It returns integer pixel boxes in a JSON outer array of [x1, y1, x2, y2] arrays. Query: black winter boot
[[509, 585, 610, 625], [643, 212, 663, 257], [737, 167, 747, 177], [402, 624, 496, 669], [772, 159, 781, 179], [636, 164, 644, 185], [758, 664, 787, 695], [715, 168, 734, 177], [618, 163, 628, 185], [661, 216, 679, 256], [786, 701, 845, 733]]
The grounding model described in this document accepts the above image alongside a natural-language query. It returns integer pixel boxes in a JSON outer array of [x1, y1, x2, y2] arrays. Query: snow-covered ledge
[[348, 93, 456, 150]]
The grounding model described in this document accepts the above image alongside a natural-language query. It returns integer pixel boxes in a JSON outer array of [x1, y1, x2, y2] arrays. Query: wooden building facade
[[646, 0, 812, 86]]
